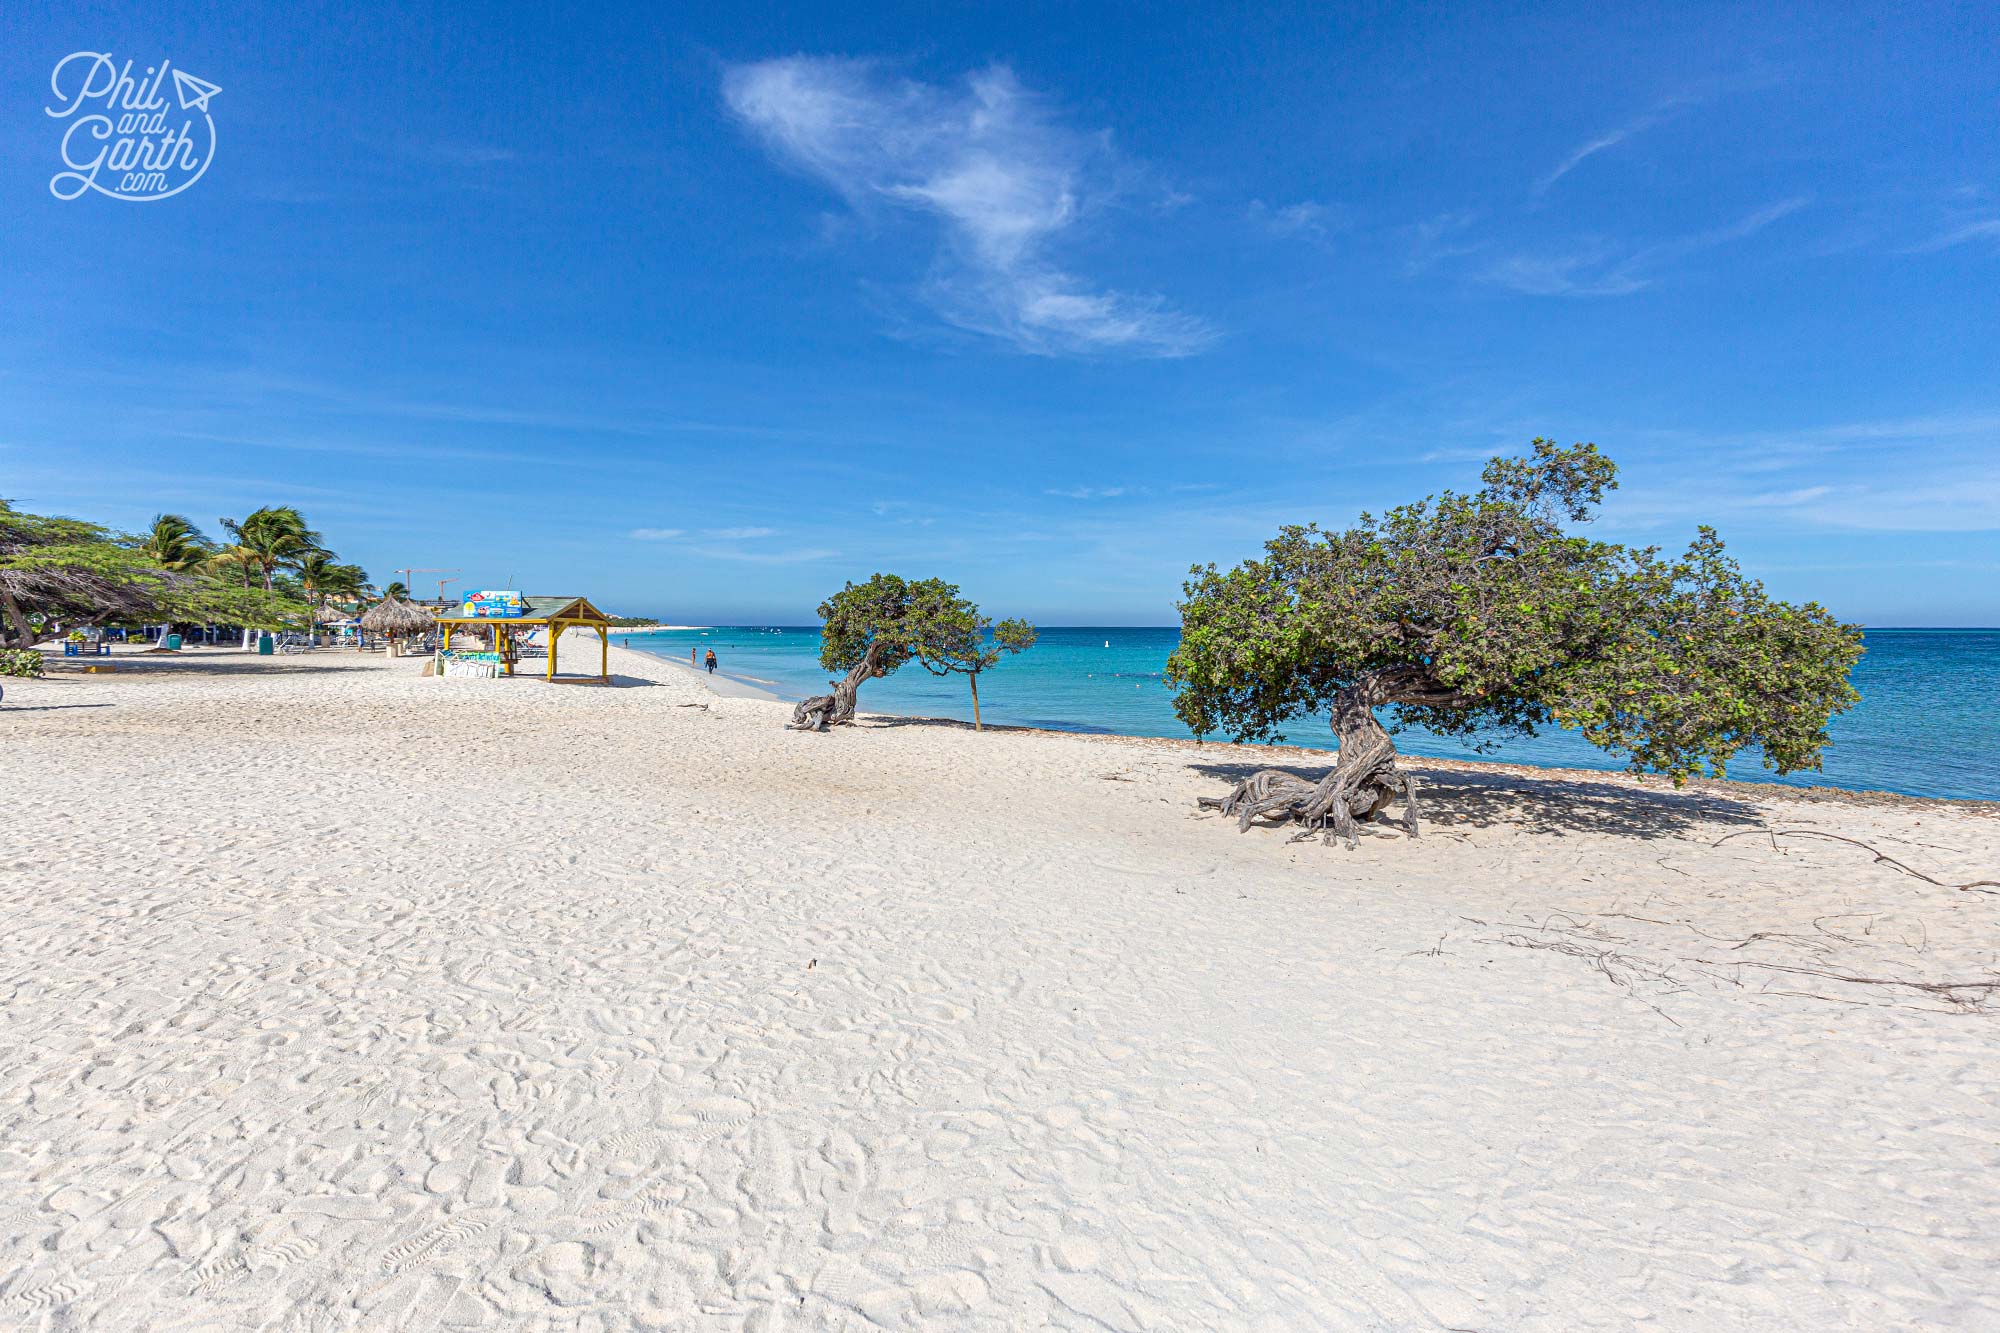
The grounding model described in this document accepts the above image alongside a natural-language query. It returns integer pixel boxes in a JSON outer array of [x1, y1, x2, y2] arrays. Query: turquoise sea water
[[625, 627, 2000, 802]]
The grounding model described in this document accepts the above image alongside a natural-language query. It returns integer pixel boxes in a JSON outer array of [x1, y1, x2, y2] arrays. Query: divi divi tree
[[789, 573, 1035, 732], [1166, 440, 1863, 847]]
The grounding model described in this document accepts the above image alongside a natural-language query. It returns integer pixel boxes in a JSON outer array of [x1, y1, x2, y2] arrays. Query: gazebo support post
[[598, 626, 607, 683], [548, 620, 560, 681]]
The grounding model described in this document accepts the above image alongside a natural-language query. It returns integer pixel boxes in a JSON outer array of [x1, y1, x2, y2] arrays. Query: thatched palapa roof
[[359, 595, 436, 635]]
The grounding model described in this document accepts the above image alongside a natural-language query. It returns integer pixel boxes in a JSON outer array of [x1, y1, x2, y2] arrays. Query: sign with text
[[462, 590, 526, 618]]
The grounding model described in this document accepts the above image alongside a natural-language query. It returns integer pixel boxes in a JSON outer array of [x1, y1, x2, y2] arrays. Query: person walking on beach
[[690, 646, 697, 666], [704, 648, 718, 674]]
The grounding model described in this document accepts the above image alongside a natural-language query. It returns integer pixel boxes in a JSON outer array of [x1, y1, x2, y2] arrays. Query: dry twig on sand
[[1713, 828, 2000, 893]]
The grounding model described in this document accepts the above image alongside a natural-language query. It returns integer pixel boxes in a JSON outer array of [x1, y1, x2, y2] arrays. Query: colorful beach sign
[[462, 590, 526, 618]]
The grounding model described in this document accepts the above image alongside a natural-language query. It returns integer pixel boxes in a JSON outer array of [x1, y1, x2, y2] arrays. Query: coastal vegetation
[[1167, 440, 1864, 847], [0, 498, 367, 649], [789, 573, 1037, 731], [0, 648, 44, 677]]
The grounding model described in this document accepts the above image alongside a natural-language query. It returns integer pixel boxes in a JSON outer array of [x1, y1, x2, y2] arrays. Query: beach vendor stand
[[431, 593, 614, 683]]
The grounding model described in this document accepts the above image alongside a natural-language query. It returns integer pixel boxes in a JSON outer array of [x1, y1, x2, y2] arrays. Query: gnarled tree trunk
[[0, 588, 39, 651], [788, 642, 889, 731], [1199, 670, 1432, 848]]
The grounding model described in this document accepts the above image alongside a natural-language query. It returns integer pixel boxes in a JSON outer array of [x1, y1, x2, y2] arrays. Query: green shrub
[[0, 649, 46, 678]]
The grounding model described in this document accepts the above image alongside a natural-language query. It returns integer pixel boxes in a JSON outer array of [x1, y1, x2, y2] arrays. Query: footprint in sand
[[248, 1233, 320, 1273], [688, 1095, 755, 1136], [1, 1275, 85, 1314], [743, 1121, 805, 1209], [379, 1214, 491, 1274], [183, 1252, 251, 1297]]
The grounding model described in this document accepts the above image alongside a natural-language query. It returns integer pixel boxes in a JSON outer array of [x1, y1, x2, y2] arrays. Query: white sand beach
[[3, 636, 1997, 1330]]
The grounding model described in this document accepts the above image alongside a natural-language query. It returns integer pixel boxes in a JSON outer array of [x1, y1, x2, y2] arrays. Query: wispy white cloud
[[1607, 410, 2000, 534], [1483, 197, 1809, 297], [1536, 98, 1692, 195], [1247, 199, 1340, 240], [635, 524, 781, 541], [723, 57, 1212, 357], [1403, 211, 1484, 275], [1532, 74, 1782, 196], [1904, 218, 2000, 253], [1045, 485, 1127, 499], [632, 524, 804, 553], [705, 546, 839, 565], [1482, 242, 1649, 298]]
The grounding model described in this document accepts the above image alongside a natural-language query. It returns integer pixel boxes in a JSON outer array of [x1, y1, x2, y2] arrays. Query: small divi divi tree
[[919, 603, 1037, 731], [1166, 440, 1863, 848], [788, 573, 1036, 731]]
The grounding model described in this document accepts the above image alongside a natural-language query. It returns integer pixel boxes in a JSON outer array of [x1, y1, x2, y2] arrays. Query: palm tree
[[219, 507, 325, 592], [383, 580, 410, 601], [209, 544, 261, 589], [329, 564, 368, 607], [298, 553, 347, 607], [299, 555, 369, 639], [133, 514, 219, 644], [218, 507, 325, 648], [138, 514, 212, 570]]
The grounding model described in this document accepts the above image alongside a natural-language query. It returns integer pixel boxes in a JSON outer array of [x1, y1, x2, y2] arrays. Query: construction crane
[[395, 568, 461, 606]]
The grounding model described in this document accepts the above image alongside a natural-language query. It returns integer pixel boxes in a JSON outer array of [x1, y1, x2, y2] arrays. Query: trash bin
[[165, 633, 183, 650], [256, 632, 274, 655]]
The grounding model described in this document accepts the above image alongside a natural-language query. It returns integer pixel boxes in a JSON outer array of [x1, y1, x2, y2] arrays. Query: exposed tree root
[[787, 694, 839, 732], [1197, 678, 1426, 849], [1200, 760, 1421, 849]]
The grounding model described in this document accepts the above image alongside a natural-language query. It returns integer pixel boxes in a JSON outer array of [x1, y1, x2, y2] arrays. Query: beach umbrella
[[359, 595, 435, 638]]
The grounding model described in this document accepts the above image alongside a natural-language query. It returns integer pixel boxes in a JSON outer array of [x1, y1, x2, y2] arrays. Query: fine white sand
[[2, 637, 1997, 1330]]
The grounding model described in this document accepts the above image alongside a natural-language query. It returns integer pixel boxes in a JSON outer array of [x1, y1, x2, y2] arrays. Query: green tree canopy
[[900, 598, 1036, 731], [790, 573, 1037, 731], [1166, 441, 1863, 844], [0, 500, 313, 647], [0, 500, 170, 647]]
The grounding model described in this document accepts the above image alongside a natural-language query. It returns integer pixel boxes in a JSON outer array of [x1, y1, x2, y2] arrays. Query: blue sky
[[3, 1, 1996, 624]]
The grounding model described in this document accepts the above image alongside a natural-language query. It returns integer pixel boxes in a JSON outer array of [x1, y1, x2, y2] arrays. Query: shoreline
[[31, 637, 1997, 812], [605, 637, 1997, 814], [644, 651, 790, 702]]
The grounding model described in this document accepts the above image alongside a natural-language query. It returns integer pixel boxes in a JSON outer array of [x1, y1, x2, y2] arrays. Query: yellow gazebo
[[434, 594, 615, 683]]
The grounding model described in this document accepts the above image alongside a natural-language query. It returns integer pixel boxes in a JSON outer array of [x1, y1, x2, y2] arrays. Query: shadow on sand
[[0, 702, 116, 712], [1187, 759, 1763, 840], [42, 652, 384, 678], [867, 714, 1042, 736]]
